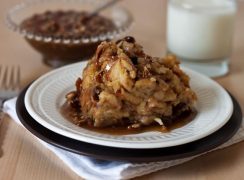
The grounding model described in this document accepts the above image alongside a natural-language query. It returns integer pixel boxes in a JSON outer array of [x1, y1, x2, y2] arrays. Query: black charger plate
[[16, 86, 242, 162]]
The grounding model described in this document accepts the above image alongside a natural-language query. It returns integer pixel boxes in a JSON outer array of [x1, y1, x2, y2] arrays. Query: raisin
[[92, 86, 102, 101], [124, 36, 135, 43], [95, 71, 104, 83], [131, 57, 138, 65], [116, 39, 122, 44]]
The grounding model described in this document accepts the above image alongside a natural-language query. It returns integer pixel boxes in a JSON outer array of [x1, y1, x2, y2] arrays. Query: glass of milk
[[167, 0, 237, 77]]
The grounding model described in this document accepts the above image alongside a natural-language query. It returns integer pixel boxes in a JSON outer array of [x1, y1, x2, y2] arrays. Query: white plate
[[24, 62, 233, 149]]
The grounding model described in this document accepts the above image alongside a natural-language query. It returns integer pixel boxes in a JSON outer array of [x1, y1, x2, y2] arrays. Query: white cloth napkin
[[3, 98, 244, 180]]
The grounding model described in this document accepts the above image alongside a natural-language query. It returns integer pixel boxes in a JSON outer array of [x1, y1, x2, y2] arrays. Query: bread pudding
[[65, 36, 197, 129]]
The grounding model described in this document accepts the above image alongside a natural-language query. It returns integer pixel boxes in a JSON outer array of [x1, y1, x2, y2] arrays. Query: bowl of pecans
[[6, 0, 133, 67]]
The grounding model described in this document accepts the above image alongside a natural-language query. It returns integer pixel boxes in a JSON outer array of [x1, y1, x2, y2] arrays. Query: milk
[[167, 0, 236, 61]]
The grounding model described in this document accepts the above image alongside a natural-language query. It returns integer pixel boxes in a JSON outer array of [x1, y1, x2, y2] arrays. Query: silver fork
[[0, 65, 21, 122]]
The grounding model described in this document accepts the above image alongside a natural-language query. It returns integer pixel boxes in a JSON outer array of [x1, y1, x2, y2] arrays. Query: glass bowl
[[6, 0, 133, 67]]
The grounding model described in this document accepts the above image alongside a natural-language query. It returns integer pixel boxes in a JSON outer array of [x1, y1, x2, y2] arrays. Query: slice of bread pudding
[[66, 37, 197, 128]]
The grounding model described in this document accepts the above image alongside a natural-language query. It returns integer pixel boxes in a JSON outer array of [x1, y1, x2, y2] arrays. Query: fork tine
[[9, 66, 15, 90], [0, 65, 2, 88], [0, 65, 1, 89], [16, 65, 21, 90], [1, 66, 9, 89]]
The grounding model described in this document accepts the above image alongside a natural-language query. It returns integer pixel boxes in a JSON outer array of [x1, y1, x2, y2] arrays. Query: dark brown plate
[[16, 86, 242, 162]]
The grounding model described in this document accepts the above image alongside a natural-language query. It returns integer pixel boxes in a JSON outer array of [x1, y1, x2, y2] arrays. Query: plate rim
[[17, 86, 242, 162], [24, 62, 234, 149]]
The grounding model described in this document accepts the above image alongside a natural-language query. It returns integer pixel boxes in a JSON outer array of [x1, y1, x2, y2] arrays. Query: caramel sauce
[[60, 103, 197, 135]]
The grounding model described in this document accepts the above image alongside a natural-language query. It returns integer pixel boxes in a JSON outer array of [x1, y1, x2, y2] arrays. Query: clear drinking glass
[[167, 0, 237, 77]]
